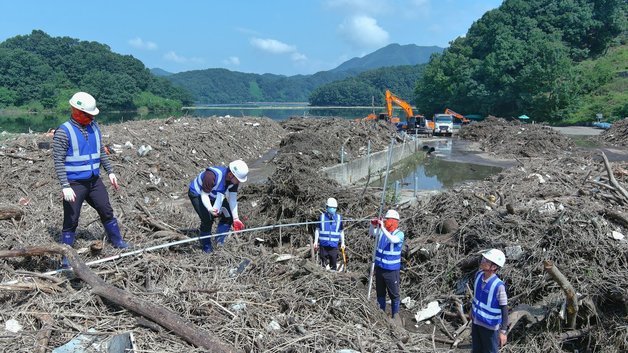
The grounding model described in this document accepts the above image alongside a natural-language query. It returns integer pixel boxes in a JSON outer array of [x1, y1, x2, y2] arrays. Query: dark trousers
[[319, 246, 339, 269], [375, 267, 400, 302], [188, 191, 233, 233], [63, 177, 114, 232], [471, 323, 499, 353]]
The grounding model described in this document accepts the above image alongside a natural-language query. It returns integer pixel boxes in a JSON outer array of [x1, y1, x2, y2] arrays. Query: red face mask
[[384, 219, 398, 232], [71, 108, 93, 126]]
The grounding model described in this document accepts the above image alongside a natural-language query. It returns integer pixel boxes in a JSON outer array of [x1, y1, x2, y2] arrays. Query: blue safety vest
[[59, 121, 101, 181], [318, 213, 342, 247], [472, 271, 504, 327], [189, 166, 230, 198], [375, 229, 404, 270]]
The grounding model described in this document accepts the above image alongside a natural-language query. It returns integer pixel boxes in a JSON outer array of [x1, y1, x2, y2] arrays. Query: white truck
[[432, 114, 454, 136]]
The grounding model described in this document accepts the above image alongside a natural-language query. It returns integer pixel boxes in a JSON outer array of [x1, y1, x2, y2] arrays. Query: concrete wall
[[322, 138, 420, 185]]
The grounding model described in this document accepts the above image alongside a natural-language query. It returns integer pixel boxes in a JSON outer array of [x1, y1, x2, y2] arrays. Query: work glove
[[109, 173, 119, 190], [370, 218, 380, 227], [210, 208, 220, 217], [233, 218, 245, 232], [314, 243, 319, 251], [62, 187, 76, 202], [341, 244, 346, 250]]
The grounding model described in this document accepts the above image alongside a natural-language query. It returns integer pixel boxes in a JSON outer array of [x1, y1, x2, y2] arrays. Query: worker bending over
[[188, 160, 248, 253], [314, 198, 345, 270]]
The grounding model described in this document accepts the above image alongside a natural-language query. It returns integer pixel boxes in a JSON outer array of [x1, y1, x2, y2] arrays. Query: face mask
[[72, 109, 93, 126], [384, 219, 398, 232], [326, 207, 336, 215]]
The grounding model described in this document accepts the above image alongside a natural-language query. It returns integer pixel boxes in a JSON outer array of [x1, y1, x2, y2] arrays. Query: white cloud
[[338, 15, 389, 48], [291, 52, 307, 62], [128, 37, 157, 50], [250, 37, 296, 54], [163, 51, 204, 64], [223, 56, 241, 66]]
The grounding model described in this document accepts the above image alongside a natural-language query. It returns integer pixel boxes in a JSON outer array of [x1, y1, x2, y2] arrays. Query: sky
[[0, 0, 503, 76]]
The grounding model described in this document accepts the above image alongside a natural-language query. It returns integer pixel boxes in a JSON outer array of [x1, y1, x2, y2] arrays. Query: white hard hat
[[326, 198, 338, 208], [229, 159, 249, 182], [69, 92, 99, 116], [482, 249, 506, 268], [384, 209, 400, 220]]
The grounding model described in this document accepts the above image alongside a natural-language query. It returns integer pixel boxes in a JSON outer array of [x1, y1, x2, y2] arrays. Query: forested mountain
[[0, 30, 192, 112], [309, 64, 426, 106], [414, 0, 627, 122], [163, 43, 440, 104], [150, 68, 174, 77], [330, 44, 442, 73], [165, 69, 356, 104]]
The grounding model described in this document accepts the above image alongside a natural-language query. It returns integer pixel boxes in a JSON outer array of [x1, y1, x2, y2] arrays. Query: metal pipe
[[367, 137, 395, 300], [35, 218, 370, 278]]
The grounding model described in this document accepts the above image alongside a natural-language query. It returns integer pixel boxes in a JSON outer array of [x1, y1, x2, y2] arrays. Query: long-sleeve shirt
[[52, 119, 114, 187]]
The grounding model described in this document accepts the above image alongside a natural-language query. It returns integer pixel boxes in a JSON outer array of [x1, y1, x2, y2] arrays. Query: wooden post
[[543, 260, 579, 329]]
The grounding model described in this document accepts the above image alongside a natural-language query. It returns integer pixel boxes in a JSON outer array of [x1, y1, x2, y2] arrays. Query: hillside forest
[[0, 30, 192, 113]]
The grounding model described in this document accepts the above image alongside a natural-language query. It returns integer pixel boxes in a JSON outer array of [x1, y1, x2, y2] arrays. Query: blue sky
[[0, 0, 503, 76]]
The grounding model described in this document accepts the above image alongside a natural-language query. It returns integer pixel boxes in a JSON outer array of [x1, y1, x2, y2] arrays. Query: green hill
[[0, 30, 192, 112], [164, 43, 442, 104], [414, 0, 627, 122]]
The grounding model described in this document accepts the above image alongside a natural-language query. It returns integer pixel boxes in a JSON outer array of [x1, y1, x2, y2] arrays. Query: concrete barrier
[[322, 138, 420, 185]]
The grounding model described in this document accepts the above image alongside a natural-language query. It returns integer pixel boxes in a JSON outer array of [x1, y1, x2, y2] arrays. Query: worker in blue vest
[[313, 198, 345, 270], [188, 160, 249, 253], [470, 249, 509, 353], [53, 92, 129, 268], [370, 209, 405, 319]]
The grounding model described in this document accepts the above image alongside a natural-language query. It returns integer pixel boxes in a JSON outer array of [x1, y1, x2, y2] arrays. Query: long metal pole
[[31, 218, 368, 278], [367, 137, 395, 300]]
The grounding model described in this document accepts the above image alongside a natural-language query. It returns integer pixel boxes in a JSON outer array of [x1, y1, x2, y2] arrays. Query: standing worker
[[53, 92, 129, 268], [470, 249, 509, 353], [370, 209, 405, 319], [313, 198, 345, 270], [188, 160, 248, 253]]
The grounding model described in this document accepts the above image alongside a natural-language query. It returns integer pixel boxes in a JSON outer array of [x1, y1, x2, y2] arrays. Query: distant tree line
[[0, 30, 192, 112], [308, 64, 426, 106], [414, 0, 627, 122]]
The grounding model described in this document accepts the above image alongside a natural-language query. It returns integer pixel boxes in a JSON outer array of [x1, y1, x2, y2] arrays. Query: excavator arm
[[444, 108, 470, 124], [386, 90, 414, 120]]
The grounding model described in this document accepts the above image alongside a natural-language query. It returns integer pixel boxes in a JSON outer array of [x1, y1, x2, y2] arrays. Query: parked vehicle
[[433, 114, 454, 136]]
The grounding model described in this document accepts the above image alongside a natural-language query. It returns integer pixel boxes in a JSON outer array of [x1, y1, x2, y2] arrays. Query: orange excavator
[[363, 90, 434, 134], [444, 108, 471, 124]]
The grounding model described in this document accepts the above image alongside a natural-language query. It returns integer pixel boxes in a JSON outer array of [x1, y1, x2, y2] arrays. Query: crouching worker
[[188, 160, 248, 253], [470, 249, 509, 353], [370, 209, 405, 318], [314, 198, 345, 270], [53, 92, 130, 268]]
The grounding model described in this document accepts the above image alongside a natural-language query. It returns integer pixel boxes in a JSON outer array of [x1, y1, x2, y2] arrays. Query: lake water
[[0, 104, 379, 133]]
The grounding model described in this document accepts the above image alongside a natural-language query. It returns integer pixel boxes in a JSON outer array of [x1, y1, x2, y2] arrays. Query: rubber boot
[[103, 218, 129, 249], [215, 222, 231, 245], [199, 231, 213, 253], [59, 231, 75, 268], [391, 299, 401, 318], [377, 297, 387, 312]]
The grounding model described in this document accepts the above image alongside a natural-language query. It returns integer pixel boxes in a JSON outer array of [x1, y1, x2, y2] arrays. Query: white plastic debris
[[611, 231, 624, 240], [149, 173, 161, 185], [527, 173, 546, 184], [230, 302, 247, 312], [5, 319, 22, 333], [266, 320, 281, 331], [137, 145, 153, 157], [414, 301, 441, 322], [274, 254, 294, 262], [401, 296, 416, 310], [124, 141, 134, 149]]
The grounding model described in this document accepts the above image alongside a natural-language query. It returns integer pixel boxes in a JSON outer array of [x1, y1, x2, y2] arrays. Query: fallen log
[[0, 206, 24, 221], [543, 260, 579, 329], [34, 314, 53, 353], [0, 245, 239, 353]]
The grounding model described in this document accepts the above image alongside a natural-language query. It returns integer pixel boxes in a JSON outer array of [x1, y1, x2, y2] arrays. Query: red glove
[[370, 218, 380, 226], [233, 218, 245, 231]]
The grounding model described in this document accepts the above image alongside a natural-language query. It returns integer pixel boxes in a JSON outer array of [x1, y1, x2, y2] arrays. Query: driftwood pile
[[459, 117, 575, 158], [0, 116, 627, 352], [599, 117, 628, 147]]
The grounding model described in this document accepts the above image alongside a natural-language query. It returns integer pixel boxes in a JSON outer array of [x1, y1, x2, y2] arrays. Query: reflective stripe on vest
[[61, 121, 101, 180], [375, 229, 403, 270], [189, 166, 228, 197], [319, 213, 341, 247], [471, 271, 503, 327]]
